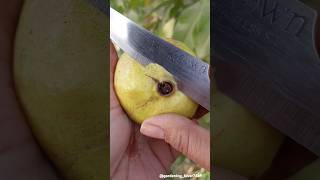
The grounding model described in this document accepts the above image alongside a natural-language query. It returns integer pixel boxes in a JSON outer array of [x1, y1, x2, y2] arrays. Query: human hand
[[110, 42, 210, 180], [0, 1, 60, 179]]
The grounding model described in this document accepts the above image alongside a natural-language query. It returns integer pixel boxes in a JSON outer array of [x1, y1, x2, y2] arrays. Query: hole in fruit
[[157, 81, 174, 96]]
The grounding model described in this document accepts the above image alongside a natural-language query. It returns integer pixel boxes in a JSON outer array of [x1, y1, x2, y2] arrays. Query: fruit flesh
[[14, 0, 108, 179], [114, 39, 199, 124]]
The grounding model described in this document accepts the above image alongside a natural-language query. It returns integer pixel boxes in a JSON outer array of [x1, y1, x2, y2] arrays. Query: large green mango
[[288, 159, 320, 180], [14, 0, 108, 179], [212, 82, 285, 178]]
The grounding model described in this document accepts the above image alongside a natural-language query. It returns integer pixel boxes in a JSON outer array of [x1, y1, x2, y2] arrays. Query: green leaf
[[173, 0, 210, 62], [199, 113, 210, 129]]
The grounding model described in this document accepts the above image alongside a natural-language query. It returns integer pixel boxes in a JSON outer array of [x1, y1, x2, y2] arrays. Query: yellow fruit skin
[[114, 39, 198, 124], [14, 0, 107, 180]]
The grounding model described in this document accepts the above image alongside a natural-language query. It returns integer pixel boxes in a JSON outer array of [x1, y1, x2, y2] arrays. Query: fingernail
[[140, 123, 164, 139]]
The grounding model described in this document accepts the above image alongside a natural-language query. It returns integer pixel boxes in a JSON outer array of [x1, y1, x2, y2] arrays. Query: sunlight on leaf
[[161, 18, 176, 38]]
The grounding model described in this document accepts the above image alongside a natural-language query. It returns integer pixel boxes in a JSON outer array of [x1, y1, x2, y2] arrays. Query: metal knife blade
[[110, 7, 210, 110], [213, 0, 320, 156]]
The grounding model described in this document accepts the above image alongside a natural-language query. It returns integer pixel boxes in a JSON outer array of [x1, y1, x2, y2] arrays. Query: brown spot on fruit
[[157, 81, 174, 96]]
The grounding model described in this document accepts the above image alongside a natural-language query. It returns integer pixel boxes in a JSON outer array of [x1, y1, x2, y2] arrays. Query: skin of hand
[[0, 1, 60, 179], [110, 42, 210, 180]]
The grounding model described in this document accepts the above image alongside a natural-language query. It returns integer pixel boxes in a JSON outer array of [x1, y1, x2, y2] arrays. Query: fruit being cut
[[114, 39, 199, 124], [14, 0, 108, 179]]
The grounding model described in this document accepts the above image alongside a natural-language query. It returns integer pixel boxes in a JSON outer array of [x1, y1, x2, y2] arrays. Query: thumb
[[140, 114, 210, 170]]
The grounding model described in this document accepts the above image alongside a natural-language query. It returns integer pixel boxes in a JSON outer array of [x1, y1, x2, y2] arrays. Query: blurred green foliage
[[111, 0, 210, 179]]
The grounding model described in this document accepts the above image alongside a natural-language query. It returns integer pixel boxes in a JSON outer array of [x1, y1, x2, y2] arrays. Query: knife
[[109, 8, 211, 110], [87, 0, 210, 110], [213, 0, 320, 156]]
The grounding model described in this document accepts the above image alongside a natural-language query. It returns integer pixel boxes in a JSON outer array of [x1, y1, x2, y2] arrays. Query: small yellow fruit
[[114, 39, 199, 124]]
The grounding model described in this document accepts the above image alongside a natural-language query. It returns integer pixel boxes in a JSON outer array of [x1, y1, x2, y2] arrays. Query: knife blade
[[213, 0, 320, 156], [110, 7, 210, 110]]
